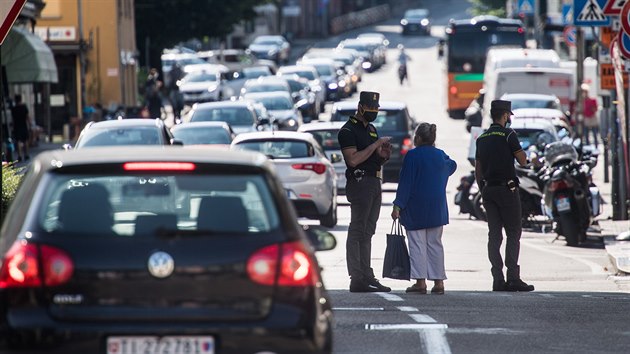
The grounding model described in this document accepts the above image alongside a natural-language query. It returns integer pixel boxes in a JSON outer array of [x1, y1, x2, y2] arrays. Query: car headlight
[[207, 85, 218, 92], [328, 83, 338, 90], [287, 118, 297, 127], [421, 19, 429, 26], [362, 62, 372, 69], [338, 80, 346, 87], [401, 19, 408, 26]]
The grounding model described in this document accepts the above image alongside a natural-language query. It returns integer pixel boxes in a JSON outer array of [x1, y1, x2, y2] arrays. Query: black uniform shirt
[[475, 123, 522, 182], [338, 116, 381, 172]]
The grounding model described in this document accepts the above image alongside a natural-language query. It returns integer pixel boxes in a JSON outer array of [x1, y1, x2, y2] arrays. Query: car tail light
[[449, 86, 458, 95], [549, 179, 572, 192], [518, 27, 525, 34], [401, 137, 413, 155], [292, 163, 326, 174], [0, 241, 74, 288], [247, 241, 317, 287], [123, 162, 196, 171]]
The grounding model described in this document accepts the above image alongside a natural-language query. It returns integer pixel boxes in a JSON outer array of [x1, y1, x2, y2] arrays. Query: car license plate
[[107, 336, 214, 354], [555, 197, 571, 212]]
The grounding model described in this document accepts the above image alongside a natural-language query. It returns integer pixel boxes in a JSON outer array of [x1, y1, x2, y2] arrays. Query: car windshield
[[287, 80, 307, 93], [514, 128, 557, 150], [243, 67, 270, 78], [76, 127, 162, 147], [310, 64, 333, 77], [282, 70, 316, 81], [341, 42, 368, 51], [256, 96, 294, 110], [172, 127, 232, 145], [306, 130, 340, 150], [191, 107, 254, 126], [254, 38, 282, 46], [183, 72, 217, 83], [332, 109, 406, 132], [405, 9, 428, 18], [511, 99, 561, 110], [37, 174, 279, 235], [247, 84, 287, 93], [234, 139, 313, 159], [177, 57, 207, 66]]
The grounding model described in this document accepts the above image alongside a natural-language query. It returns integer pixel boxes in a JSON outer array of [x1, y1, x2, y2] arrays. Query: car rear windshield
[[172, 127, 231, 145], [234, 139, 314, 159], [511, 99, 561, 110], [307, 130, 340, 150], [37, 173, 280, 236], [191, 107, 255, 126], [281, 70, 316, 81], [77, 127, 162, 147], [514, 128, 557, 150], [255, 96, 294, 111], [183, 72, 217, 83], [247, 84, 287, 93], [331, 109, 407, 132]]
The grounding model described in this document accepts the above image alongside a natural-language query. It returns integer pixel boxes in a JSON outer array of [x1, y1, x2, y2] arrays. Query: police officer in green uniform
[[475, 100, 535, 292], [338, 91, 392, 292]]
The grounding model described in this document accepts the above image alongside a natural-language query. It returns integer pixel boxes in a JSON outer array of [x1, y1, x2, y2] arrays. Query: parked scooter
[[541, 142, 601, 246], [454, 171, 485, 220]]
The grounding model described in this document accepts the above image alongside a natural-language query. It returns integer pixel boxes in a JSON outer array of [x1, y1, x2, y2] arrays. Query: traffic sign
[[563, 26, 577, 46], [604, 0, 627, 15], [563, 3, 574, 25], [617, 30, 630, 59], [518, 0, 535, 15], [0, 0, 27, 45], [574, 0, 611, 26], [621, 1, 630, 34]]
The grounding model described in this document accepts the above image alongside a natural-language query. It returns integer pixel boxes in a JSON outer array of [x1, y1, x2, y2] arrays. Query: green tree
[[1, 163, 23, 224], [468, 0, 506, 17], [135, 0, 269, 71]]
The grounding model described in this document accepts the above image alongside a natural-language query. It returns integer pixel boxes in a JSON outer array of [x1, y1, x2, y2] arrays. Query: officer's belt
[[485, 179, 517, 187], [346, 169, 382, 179]]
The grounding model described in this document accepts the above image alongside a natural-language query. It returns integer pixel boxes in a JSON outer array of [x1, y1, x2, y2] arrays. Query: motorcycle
[[454, 171, 485, 221], [541, 142, 601, 246]]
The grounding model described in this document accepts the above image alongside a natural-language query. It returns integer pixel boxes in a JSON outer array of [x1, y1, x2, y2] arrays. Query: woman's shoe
[[405, 284, 427, 294], [430, 286, 445, 295]]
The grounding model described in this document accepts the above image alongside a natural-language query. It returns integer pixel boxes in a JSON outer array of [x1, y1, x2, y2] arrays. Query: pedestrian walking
[[338, 91, 393, 293], [168, 63, 184, 124], [145, 68, 164, 119], [581, 84, 599, 146], [475, 100, 534, 292], [10, 95, 31, 161], [397, 44, 411, 85], [391, 122, 457, 295]]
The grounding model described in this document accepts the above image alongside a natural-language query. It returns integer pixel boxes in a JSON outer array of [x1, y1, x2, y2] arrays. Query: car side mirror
[[258, 118, 270, 126], [62, 143, 73, 151], [171, 139, 184, 146], [302, 225, 337, 251], [330, 153, 343, 163]]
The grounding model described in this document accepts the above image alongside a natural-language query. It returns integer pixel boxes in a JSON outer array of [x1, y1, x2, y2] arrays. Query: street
[[301, 1, 630, 353]]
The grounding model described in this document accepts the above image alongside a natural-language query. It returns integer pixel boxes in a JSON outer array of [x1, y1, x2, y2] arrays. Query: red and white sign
[[0, 0, 27, 45], [621, 1, 630, 35], [617, 30, 630, 59], [604, 0, 628, 15]]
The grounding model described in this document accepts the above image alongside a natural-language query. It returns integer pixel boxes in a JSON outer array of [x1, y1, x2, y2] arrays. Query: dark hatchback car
[[400, 8, 431, 36], [72, 118, 181, 149], [331, 101, 416, 182], [0, 147, 335, 353]]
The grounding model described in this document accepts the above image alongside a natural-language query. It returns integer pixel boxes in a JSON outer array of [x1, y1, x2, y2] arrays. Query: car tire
[[320, 200, 337, 228]]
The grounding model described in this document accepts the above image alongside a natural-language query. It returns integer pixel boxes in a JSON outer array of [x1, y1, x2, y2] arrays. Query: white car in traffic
[[298, 121, 347, 194]]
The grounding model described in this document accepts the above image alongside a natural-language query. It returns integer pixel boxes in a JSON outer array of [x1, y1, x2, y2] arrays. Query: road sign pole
[[576, 26, 585, 139]]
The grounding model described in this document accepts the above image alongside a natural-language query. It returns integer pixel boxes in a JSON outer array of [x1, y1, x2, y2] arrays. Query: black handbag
[[382, 219, 411, 280]]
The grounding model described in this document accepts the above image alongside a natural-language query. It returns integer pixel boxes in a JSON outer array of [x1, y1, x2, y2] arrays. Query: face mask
[[361, 106, 379, 122], [505, 118, 512, 129]]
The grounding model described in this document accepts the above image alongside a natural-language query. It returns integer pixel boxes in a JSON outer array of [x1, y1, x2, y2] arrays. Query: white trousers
[[407, 226, 447, 280]]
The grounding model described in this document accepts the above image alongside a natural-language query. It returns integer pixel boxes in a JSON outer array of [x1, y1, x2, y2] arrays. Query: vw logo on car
[[147, 251, 175, 278]]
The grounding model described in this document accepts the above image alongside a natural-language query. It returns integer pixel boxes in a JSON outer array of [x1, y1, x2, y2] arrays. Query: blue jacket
[[393, 146, 457, 230]]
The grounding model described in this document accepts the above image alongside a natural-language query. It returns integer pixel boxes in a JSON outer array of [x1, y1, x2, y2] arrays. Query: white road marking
[[409, 314, 438, 323], [446, 328, 524, 335], [377, 293, 405, 301], [397, 306, 419, 312], [333, 307, 384, 311], [366, 323, 448, 330], [538, 293, 555, 298], [521, 239, 607, 274], [419, 328, 453, 354]]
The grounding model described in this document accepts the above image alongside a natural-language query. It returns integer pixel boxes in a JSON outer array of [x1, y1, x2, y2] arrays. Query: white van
[[482, 66, 575, 127], [483, 48, 561, 90]]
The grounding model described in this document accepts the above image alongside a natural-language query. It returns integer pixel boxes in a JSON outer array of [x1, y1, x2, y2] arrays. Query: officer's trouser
[[345, 176, 382, 281], [482, 185, 522, 282]]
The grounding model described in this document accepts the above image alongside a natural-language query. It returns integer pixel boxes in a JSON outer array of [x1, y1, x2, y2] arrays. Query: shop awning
[[1, 27, 58, 83]]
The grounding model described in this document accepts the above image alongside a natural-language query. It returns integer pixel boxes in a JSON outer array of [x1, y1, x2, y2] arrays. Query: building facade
[[35, 0, 138, 135]]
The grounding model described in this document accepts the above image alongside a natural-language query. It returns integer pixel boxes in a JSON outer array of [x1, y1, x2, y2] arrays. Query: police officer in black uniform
[[475, 100, 535, 292], [338, 91, 392, 292]]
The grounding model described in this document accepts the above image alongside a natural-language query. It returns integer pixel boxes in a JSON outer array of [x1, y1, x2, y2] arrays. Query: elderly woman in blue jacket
[[391, 122, 457, 294]]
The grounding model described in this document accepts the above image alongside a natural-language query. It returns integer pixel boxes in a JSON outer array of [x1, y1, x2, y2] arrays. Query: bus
[[445, 16, 525, 120]]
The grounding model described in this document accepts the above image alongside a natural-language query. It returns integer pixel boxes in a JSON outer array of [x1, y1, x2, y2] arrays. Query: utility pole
[[78, 0, 87, 119], [575, 27, 585, 140]]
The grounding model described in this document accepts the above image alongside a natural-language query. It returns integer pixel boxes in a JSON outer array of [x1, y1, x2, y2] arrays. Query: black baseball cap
[[359, 91, 380, 108], [490, 100, 513, 115]]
